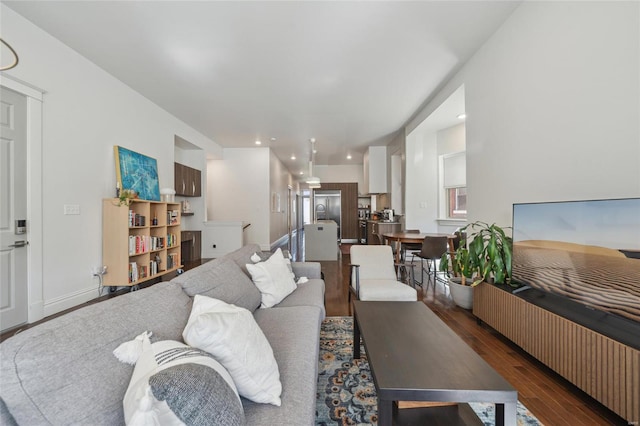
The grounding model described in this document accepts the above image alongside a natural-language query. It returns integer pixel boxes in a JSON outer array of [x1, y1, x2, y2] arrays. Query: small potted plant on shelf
[[439, 221, 513, 309], [116, 189, 138, 206]]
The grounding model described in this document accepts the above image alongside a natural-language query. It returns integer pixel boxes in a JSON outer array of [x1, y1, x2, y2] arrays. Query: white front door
[[0, 86, 28, 331]]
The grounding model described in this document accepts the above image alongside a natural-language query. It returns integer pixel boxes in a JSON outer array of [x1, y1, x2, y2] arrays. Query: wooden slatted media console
[[473, 283, 639, 424]]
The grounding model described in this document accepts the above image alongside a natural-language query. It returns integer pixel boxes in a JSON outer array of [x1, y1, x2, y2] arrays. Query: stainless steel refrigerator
[[313, 190, 341, 240]]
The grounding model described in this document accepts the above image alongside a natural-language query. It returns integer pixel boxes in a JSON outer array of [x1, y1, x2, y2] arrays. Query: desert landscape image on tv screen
[[512, 198, 640, 323]]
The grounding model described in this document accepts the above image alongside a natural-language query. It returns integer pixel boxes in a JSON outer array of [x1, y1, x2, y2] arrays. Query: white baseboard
[[28, 300, 44, 323], [43, 286, 98, 318]]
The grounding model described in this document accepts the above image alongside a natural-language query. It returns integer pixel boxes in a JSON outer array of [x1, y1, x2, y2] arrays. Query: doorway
[[1, 87, 28, 330], [0, 77, 44, 332]]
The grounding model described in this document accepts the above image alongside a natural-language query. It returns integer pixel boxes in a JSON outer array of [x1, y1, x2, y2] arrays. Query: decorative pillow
[[123, 338, 244, 426], [171, 257, 261, 312], [251, 249, 297, 277], [182, 295, 282, 406], [246, 248, 297, 308]]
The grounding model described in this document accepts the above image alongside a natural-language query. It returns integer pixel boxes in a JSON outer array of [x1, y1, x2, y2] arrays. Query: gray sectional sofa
[[0, 244, 325, 425]]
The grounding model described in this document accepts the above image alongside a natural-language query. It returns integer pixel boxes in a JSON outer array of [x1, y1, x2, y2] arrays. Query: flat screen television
[[511, 198, 640, 338]]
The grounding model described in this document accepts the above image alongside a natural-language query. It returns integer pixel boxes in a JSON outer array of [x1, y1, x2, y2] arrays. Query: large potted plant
[[439, 221, 513, 309]]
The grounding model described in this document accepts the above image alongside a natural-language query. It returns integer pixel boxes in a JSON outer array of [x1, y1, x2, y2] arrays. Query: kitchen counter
[[304, 221, 338, 260], [366, 219, 401, 224]]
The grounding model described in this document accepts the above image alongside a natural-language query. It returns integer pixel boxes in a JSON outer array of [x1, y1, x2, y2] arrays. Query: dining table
[[382, 231, 457, 264]]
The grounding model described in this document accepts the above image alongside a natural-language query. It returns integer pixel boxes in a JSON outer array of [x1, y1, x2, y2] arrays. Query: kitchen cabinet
[[181, 230, 202, 263], [174, 162, 201, 197], [363, 146, 388, 194]]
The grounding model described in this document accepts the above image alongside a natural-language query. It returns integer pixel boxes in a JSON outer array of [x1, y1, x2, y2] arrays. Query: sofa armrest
[[291, 262, 321, 279]]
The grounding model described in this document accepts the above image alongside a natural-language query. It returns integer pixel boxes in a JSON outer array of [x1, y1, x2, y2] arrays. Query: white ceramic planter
[[448, 278, 474, 309]]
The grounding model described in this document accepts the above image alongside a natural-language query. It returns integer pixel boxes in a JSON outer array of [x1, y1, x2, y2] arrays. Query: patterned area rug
[[316, 316, 543, 426]]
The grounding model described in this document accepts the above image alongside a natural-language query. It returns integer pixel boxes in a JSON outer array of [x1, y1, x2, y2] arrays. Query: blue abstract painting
[[114, 146, 160, 201]]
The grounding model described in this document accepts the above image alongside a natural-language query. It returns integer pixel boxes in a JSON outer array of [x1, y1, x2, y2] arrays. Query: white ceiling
[[5, 1, 519, 174]]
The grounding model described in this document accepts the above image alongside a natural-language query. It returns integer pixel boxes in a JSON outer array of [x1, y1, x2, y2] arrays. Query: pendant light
[[306, 139, 321, 188], [0, 38, 19, 71]]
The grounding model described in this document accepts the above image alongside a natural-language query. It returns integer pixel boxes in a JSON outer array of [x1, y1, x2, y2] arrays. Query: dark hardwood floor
[[312, 240, 628, 426], [1, 232, 629, 425]]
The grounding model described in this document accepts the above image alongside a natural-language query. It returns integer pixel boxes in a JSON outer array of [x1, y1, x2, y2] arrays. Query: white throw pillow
[[122, 338, 243, 426], [182, 295, 282, 406], [246, 248, 297, 308]]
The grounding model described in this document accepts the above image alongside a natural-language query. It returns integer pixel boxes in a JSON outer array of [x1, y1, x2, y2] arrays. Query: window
[[447, 187, 467, 218], [441, 152, 467, 219]]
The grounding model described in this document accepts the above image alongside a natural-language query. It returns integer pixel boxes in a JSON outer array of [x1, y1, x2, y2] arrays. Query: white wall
[[207, 148, 270, 249], [437, 124, 467, 233], [312, 165, 363, 190], [437, 124, 465, 156], [1, 5, 222, 318], [207, 148, 293, 250], [269, 150, 292, 247], [388, 131, 406, 214], [406, 122, 465, 232], [408, 1, 640, 230], [405, 131, 439, 232]]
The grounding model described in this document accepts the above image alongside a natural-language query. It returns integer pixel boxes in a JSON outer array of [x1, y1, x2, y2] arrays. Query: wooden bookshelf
[[102, 198, 182, 286]]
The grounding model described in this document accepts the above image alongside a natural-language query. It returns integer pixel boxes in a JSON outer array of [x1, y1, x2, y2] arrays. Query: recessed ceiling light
[[270, 137, 276, 141], [310, 138, 316, 143], [457, 113, 466, 120], [346, 154, 352, 160], [255, 140, 262, 145], [291, 155, 296, 160], [313, 149, 317, 154], [299, 171, 304, 175]]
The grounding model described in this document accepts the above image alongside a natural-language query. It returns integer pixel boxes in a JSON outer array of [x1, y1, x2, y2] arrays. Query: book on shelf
[[167, 210, 179, 225], [129, 210, 146, 227], [129, 262, 138, 283], [139, 265, 148, 279], [166, 233, 178, 248], [128, 235, 151, 255], [150, 259, 158, 276], [167, 253, 178, 270], [150, 236, 164, 251]]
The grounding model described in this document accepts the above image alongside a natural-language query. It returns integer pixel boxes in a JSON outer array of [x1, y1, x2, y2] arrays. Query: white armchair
[[349, 245, 418, 303]]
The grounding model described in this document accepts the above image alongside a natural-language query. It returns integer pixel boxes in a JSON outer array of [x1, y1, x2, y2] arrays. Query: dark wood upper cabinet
[[192, 168, 201, 197], [174, 162, 202, 197]]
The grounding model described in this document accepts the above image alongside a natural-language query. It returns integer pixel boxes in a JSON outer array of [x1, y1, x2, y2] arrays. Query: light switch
[[64, 204, 80, 215]]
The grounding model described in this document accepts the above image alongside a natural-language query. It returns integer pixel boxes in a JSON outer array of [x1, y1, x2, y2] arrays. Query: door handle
[[9, 240, 29, 248]]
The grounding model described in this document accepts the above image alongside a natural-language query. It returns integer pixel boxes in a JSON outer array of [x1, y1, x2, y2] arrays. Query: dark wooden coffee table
[[353, 301, 517, 426]]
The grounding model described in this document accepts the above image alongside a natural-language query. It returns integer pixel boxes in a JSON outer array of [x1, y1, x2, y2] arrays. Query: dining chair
[[370, 233, 384, 245], [401, 229, 421, 262], [411, 236, 449, 290], [349, 245, 417, 304], [371, 232, 396, 258]]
